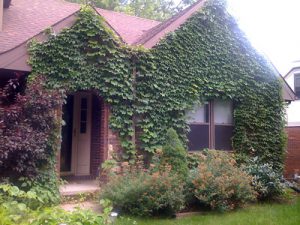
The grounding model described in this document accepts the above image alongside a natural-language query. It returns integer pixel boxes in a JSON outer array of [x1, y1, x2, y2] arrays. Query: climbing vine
[[28, 0, 286, 171], [136, 0, 286, 170], [29, 6, 136, 158]]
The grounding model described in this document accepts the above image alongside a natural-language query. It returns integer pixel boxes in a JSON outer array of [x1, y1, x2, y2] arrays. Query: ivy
[[29, 6, 136, 158], [136, 0, 286, 170], [28, 0, 286, 171]]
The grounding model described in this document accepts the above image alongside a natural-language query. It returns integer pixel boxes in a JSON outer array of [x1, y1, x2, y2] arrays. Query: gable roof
[[134, 0, 206, 48], [0, 0, 80, 54], [0, 0, 160, 55], [96, 8, 160, 45]]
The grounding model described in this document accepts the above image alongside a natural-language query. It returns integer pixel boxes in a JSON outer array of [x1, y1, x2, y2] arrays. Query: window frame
[[294, 73, 300, 98], [187, 99, 234, 151]]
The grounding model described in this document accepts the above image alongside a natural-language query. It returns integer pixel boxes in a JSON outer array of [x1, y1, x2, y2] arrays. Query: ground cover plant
[[0, 183, 113, 225]]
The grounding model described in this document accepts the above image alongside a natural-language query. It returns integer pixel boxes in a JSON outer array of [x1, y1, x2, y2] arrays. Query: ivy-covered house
[[0, 0, 295, 181]]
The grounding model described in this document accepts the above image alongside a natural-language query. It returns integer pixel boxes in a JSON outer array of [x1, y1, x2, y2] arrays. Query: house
[[0, 0, 294, 181], [283, 61, 300, 179]]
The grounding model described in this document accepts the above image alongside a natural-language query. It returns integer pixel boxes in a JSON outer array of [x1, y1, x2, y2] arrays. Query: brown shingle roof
[[96, 8, 160, 45], [0, 0, 80, 54], [0, 0, 160, 54]]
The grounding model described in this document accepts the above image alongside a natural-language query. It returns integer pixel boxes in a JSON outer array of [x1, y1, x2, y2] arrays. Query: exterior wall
[[90, 97, 122, 178], [285, 68, 300, 126], [284, 67, 300, 179], [285, 127, 300, 179]]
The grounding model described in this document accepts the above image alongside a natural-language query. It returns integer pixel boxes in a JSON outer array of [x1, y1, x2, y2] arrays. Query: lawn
[[116, 196, 300, 225]]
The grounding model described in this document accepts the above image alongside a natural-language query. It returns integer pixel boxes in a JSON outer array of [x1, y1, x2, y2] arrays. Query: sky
[[227, 0, 300, 75]]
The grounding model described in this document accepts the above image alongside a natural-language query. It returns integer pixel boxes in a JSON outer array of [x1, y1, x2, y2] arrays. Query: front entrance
[[60, 92, 92, 176]]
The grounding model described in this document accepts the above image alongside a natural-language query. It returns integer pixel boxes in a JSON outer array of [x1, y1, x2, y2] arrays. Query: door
[[72, 92, 92, 176], [60, 95, 74, 174]]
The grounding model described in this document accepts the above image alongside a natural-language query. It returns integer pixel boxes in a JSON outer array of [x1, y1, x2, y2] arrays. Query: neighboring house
[[0, 0, 295, 180], [283, 62, 300, 179]]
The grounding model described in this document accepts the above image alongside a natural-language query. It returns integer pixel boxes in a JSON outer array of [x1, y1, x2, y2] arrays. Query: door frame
[[72, 92, 92, 176], [60, 92, 92, 176]]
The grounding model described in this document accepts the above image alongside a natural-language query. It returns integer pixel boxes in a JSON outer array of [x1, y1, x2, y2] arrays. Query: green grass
[[116, 196, 300, 225]]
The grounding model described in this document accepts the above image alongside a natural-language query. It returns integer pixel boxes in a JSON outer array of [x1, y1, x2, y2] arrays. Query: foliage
[[101, 168, 185, 216], [153, 128, 189, 178], [29, 0, 285, 170], [243, 157, 285, 200], [186, 152, 201, 169], [0, 183, 38, 223], [190, 150, 256, 211], [0, 189, 112, 225], [67, 0, 195, 21], [29, 199, 112, 225], [29, 6, 136, 159], [0, 76, 64, 178], [136, 0, 286, 171]]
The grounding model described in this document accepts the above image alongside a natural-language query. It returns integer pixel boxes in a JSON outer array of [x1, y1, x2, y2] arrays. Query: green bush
[[30, 200, 112, 225], [243, 157, 285, 200], [101, 169, 185, 217], [157, 128, 189, 178], [191, 150, 256, 211], [0, 186, 112, 225]]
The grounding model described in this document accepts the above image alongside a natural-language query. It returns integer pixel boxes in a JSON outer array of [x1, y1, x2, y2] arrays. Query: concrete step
[[60, 180, 100, 196], [60, 200, 102, 213]]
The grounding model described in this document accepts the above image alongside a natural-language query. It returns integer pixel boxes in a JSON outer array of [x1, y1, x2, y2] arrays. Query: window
[[294, 74, 300, 98], [80, 98, 88, 133], [187, 100, 233, 151]]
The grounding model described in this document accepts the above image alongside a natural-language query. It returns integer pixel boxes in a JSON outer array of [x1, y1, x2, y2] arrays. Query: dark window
[[295, 74, 300, 98], [187, 100, 233, 151], [187, 103, 209, 151], [60, 95, 74, 172], [214, 100, 233, 151]]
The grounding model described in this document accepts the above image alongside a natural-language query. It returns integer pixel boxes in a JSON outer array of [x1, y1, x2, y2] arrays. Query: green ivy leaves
[[28, 1, 285, 171]]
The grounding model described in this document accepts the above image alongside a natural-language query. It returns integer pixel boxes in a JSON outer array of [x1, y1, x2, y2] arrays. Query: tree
[[67, 0, 196, 21]]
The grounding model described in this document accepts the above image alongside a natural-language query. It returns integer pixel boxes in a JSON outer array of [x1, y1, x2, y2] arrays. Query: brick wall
[[90, 96, 122, 178], [285, 127, 300, 179], [90, 95, 102, 177]]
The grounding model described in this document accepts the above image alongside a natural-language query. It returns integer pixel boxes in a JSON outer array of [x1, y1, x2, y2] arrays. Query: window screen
[[214, 99, 233, 125], [186, 103, 209, 123], [187, 103, 209, 151], [214, 100, 233, 150]]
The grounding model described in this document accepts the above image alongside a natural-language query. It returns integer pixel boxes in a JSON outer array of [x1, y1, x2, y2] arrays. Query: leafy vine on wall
[[29, 0, 286, 171]]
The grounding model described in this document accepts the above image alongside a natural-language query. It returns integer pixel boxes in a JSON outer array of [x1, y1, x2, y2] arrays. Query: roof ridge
[[133, 0, 206, 47], [96, 7, 160, 24]]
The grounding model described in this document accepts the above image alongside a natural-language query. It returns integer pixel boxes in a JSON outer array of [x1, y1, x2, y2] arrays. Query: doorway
[[60, 92, 92, 176]]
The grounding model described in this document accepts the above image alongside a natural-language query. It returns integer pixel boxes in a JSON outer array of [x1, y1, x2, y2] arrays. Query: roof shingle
[[0, 0, 160, 54]]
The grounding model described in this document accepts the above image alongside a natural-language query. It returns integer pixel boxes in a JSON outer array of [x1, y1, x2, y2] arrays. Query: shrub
[[0, 76, 64, 178], [0, 183, 112, 225], [243, 157, 285, 200], [191, 150, 256, 211], [101, 169, 185, 217], [29, 199, 112, 225], [155, 128, 189, 178]]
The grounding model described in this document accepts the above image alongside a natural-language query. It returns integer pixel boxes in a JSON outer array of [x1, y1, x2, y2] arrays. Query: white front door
[[72, 92, 92, 176]]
